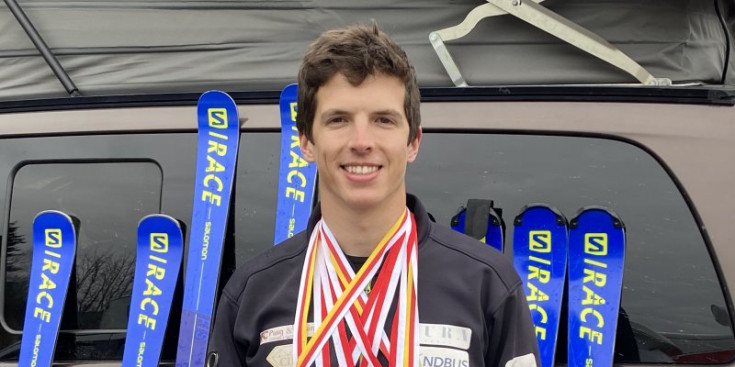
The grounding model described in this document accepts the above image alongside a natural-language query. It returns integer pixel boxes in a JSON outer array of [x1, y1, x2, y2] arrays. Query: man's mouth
[[342, 165, 380, 175]]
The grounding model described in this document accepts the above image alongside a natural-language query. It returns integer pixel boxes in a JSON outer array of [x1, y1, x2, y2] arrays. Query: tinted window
[[4, 162, 162, 332], [408, 133, 734, 362], [0, 132, 282, 360], [0, 134, 189, 360], [0, 131, 731, 363], [233, 133, 279, 265]]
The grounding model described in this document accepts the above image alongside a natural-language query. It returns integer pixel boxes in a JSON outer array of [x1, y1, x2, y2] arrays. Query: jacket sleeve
[[207, 289, 248, 366], [485, 282, 541, 367]]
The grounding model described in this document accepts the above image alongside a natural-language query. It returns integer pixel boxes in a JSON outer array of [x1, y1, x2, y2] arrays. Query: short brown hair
[[296, 23, 421, 143]]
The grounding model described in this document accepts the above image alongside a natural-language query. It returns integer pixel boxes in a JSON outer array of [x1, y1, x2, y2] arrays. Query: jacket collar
[[306, 193, 431, 249]]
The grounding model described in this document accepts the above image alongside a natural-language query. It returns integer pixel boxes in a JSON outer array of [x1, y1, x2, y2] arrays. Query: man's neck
[[321, 197, 407, 257]]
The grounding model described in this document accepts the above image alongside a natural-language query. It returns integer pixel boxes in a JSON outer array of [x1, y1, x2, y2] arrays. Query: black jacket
[[209, 195, 540, 366]]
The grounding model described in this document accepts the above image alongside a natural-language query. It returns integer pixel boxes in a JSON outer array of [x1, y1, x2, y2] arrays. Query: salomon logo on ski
[[123, 215, 183, 367], [19, 211, 77, 367], [176, 90, 240, 367], [568, 207, 625, 367], [274, 83, 317, 245], [513, 204, 567, 367]]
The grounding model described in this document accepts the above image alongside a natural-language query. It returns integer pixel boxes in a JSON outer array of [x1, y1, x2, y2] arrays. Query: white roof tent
[[0, 0, 733, 101]]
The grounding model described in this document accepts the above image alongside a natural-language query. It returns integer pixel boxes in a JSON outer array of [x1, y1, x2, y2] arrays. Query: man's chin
[[342, 191, 405, 212], [344, 196, 382, 211]]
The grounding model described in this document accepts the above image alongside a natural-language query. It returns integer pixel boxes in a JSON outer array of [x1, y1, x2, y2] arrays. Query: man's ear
[[407, 127, 422, 163], [299, 132, 315, 162]]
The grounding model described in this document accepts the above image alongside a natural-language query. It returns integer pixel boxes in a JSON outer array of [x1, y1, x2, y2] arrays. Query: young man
[[208, 24, 539, 367]]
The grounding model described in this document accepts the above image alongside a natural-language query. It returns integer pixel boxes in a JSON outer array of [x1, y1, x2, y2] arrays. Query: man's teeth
[[345, 166, 378, 174]]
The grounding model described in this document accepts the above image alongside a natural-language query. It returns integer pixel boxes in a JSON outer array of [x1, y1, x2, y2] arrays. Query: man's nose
[[349, 118, 374, 153]]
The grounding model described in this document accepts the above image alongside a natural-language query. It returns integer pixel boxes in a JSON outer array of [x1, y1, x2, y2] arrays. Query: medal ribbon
[[294, 208, 419, 366]]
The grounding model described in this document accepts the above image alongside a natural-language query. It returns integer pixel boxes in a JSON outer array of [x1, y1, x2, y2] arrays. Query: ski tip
[[196, 90, 241, 133], [200, 89, 234, 97], [569, 205, 625, 230], [198, 90, 237, 106], [33, 210, 79, 234], [34, 209, 73, 222], [279, 83, 299, 114], [137, 213, 183, 229], [513, 203, 567, 227], [280, 83, 298, 102], [281, 83, 298, 93]]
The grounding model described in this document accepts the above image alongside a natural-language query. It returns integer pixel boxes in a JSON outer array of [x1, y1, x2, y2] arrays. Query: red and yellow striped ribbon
[[293, 208, 419, 366]]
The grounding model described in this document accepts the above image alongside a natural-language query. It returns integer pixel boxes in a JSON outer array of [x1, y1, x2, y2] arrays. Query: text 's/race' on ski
[[176, 91, 241, 367], [19, 211, 78, 367], [513, 204, 567, 367], [568, 207, 625, 367], [274, 83, 317, 245], [123, 215, 184, 367]]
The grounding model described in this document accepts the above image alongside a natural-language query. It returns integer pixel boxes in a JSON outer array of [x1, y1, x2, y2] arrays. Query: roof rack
[[429, 0, 672, 87], [4, 0, 80, 96]]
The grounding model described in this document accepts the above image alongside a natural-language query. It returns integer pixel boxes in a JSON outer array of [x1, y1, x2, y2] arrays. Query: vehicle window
[[0, 162, 161, 359], [233, 133, 279, 266], [5, 162, 162, 332], [408, 133, 734, 363], [0, 132, 282, 360], [0, 134, 183, 360], [0, 131, 731, 363]]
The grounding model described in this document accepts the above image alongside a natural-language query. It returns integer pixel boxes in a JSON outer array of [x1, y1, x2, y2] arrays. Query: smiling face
[[300, 72, 421, 214]]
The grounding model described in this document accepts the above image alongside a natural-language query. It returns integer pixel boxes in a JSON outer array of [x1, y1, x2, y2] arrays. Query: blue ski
[[19, 211, 77, 367], [274, 83, 317, 245], [568, 207, 626, 367], [451, 199, 504, 252], [512, 204, 567, 367], [123, 215, 183, 367], [176, 90, 240, 367]]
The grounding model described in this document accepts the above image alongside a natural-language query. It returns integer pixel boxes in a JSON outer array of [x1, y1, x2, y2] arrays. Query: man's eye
[[327, 117, 346, 124], [376, 117, 394, 124]]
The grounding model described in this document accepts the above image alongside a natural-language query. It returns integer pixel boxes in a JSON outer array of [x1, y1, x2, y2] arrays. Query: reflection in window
[[408, 134, 735, 363], [230, 132, 735, 362], [5, 162, 161, 332], [1, 132, 731, 363]]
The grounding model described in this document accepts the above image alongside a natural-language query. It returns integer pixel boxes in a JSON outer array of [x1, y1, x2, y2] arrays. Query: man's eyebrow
[[317, 109, 403, 118], [320, 109, 350, 116], [372, 109, 402, 117]]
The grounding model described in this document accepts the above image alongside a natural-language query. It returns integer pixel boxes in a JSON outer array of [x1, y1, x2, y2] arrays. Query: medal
[[294, 208, 419, 366]]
